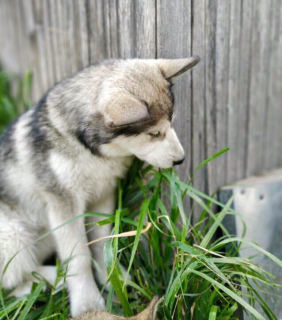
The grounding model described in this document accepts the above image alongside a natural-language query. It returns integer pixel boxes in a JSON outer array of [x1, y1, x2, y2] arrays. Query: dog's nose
[[173, 157, 185, 166]]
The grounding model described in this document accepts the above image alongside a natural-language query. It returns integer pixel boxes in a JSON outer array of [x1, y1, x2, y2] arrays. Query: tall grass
[[102, 159, 281, 320], [0, 68, 32, 134], [0, 70, 281, 319]]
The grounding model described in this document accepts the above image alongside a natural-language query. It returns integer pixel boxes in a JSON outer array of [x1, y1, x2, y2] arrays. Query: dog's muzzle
[[173, 157, 185, 166]]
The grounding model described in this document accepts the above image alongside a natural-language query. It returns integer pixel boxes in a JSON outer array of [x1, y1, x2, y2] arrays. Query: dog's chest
[[49, 149, 131, 202]]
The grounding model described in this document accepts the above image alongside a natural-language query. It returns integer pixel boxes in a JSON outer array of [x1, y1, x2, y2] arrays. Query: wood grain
[[278, 2, 282, 168], [136, 0, 156, 58], [237, 0, 253, 180], [226, 0, 241, 183], [118, 0, 136, 59], [103, 0, 119, 59], [246, 0, 272, 176], [204, 0, 217, 194], [263, 0, 282, 170], [215, 1, 230, 188]]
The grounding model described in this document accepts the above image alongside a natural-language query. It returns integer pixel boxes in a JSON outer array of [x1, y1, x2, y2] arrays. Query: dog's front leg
[[48, 198, 105, 317], [86, 191, 116, 287]]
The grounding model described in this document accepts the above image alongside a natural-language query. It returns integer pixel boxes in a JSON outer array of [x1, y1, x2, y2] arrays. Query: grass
[[0, 68, 32, 135], [0, 69, 281, 319]]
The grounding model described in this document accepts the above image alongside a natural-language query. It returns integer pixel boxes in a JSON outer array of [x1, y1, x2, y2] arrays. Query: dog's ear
[[157, 56, 200, 80], [104, 96, 150, 128]]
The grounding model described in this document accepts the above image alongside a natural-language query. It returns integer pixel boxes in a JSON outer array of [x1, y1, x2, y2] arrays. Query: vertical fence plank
[[17, 0, 37, 107], [136, 0, 156, 58], [41, 0, 55, 89], [0, 0, 9, 67], [103, 0, 119, 59], [88, 0, 107, 63], [57, 0, 68, 80], [49, 0, 61, 83], [204, 0, 217, 194], [66, 0, 79, 74], [278, 3, 282, 168], [263, 0, 281, 170], [10, 0, 21, 73], [26, 0, 42, 102], [0, 0, 21, 73], [117, 0, 156, 59], [34, 0, 50, 95], [237, 0, 253, 180], [157, 0, 192, 184], [118, 0, 136, 58], [246, 0, 272, 176], [215, 1, 230, 188], [226, 0, 241, 183], [0, 1, 4, 55], [21, 0, 36, 69], [15, 0, 27, 74], [72, 0, 89, 70], [191, 0, 206, 223]]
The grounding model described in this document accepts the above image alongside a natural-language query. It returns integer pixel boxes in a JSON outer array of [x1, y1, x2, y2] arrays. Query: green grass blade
[[211, 238, 282, 268], [11, 299, 26, 320], [104, 240, 133, 317], [190, 269, 266, 320], [17, 282, 45, 320], [200, 197, 234, 248], [195, 148, 230, 172], [208, 305, 219, 320], [124, 199, 150, 285]]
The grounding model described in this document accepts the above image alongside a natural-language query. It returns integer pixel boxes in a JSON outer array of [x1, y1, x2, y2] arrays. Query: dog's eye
[[149, 131, 161, 138]]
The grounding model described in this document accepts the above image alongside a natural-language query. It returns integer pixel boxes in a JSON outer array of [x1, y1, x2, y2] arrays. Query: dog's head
[[50, 58, 200, 168], [97, 57, 200, 169]]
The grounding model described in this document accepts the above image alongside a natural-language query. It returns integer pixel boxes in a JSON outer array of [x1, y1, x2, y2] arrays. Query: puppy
[[0, 57, 199, 316]]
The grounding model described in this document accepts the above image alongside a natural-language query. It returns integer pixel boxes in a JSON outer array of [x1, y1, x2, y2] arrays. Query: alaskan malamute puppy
[[0, 57, 199, 316]]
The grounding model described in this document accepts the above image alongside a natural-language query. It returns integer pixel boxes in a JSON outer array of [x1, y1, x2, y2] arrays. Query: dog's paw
[[70, 290, 105, 317], [9, 281, 33, 298]]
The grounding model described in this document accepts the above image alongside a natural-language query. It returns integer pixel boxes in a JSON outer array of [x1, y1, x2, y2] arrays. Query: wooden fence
[[0, 0, 282, 207]]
